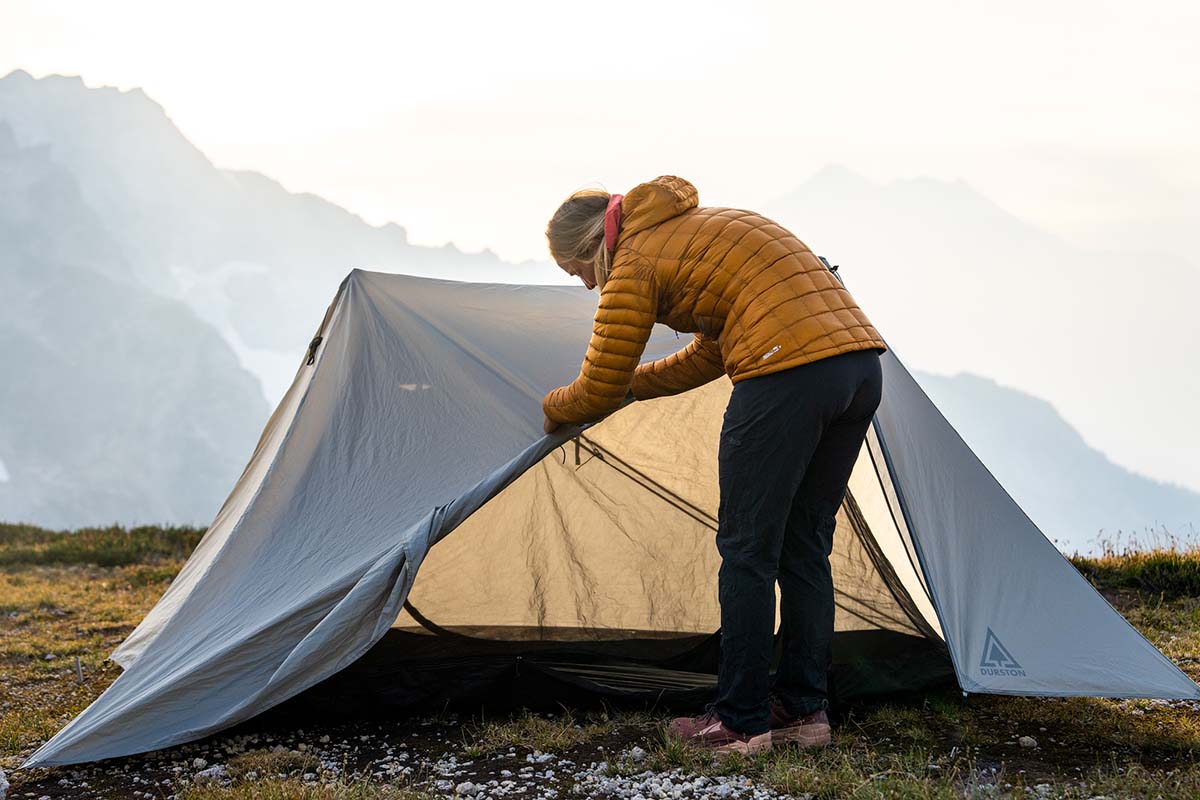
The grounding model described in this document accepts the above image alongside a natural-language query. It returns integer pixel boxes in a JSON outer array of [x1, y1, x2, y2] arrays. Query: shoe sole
[[711, 731, 772, 756], [773, 723, 831, 748]]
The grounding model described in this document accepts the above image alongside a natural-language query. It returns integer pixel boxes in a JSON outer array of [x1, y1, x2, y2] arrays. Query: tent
[[26, 268, 1200, 767]]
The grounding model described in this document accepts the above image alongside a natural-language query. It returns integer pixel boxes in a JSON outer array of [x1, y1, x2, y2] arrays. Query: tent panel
[[846, 435, 942, 638], [25, 272, 624, 766], [874, 351, 1200, 699]]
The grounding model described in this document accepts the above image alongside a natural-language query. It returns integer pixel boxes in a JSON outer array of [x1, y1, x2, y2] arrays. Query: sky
[[2, 0, 1197, 264], [2, 0, 1198, 491]]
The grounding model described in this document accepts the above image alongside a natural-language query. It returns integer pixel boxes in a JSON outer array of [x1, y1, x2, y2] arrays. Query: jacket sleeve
[[630, 332, 726, 400], [542, 259, 658, 425]]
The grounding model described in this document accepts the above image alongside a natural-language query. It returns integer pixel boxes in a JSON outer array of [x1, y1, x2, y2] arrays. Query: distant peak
[[2, 70, 167, 114], [806, 164, 874, 188], [769, 165, 876, 207]]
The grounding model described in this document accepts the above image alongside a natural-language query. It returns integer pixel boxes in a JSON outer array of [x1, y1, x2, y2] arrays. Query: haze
[[2, 0, 1198, 499]]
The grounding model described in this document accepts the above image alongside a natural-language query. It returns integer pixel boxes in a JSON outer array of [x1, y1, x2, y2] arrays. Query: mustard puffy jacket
[[543, 176, 886, 425]]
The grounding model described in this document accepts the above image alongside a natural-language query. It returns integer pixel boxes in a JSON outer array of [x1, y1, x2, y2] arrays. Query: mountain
[[0, 121, 269, 527], [0, 69, 560, 528], [765, 165, 1200, 494], [915, 371, 1199, 553], [1, 69, 1194, 547], [0, 69, 560, 401]]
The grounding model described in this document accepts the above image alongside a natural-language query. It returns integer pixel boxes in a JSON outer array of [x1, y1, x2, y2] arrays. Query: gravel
[[8, 716, 802, 799]]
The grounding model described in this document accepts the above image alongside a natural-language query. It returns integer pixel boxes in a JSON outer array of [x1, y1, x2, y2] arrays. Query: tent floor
[[264, 627, 955, 722]]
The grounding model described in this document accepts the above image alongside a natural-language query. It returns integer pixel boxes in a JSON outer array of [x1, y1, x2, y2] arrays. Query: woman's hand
[[543, 415, 561, 435]]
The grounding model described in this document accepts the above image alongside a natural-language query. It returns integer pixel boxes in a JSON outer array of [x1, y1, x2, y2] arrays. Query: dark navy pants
[[713, 348, 884, 735]]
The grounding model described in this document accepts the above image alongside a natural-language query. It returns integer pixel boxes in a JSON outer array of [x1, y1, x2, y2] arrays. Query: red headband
[[604, 193, 624, 254]]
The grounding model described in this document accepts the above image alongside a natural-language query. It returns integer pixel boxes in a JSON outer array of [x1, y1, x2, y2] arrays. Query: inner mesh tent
[[348, 376, 952, 710], [26, 269, 1199, 768]]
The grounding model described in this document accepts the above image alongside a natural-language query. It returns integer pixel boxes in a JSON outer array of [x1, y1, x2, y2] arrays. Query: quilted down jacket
[[542, 176, 886, 425]]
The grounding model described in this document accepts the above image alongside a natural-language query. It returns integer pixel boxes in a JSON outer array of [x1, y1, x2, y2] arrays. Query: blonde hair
[[545, 188, 613, 290]]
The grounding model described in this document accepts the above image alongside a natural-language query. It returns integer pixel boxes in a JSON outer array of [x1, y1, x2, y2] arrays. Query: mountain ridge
[[2, 69, 1195, 551]]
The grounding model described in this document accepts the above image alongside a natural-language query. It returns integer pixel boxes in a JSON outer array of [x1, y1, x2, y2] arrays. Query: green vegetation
[[0, 521, 204, 567], [1072, 546, 1200, 600], [460, 707, 657, 758]]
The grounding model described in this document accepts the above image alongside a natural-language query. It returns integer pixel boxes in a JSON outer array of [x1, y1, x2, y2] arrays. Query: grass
[[0, 521, 204, 567], [460, 707, 653, 757], [1072, 549, 1200, 600], [3, 524, 1200, 798], [0, 561, 167, 756]]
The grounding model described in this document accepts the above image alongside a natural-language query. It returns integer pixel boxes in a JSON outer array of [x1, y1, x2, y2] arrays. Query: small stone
[[627, 746, 646, 762], [192, 757, 208, 769], [455, 781, 477, 796], [44, 654, 56, 661], [1019, 736, 1038, 748], [192, 765, 226, 785]]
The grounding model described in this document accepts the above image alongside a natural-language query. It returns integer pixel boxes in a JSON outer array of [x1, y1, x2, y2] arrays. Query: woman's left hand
[[543, 415, 561, 435]]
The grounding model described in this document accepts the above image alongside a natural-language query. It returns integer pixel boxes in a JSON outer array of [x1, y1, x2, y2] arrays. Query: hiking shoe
[[667, 709, 772, 755], [768, 698, 831, 748]]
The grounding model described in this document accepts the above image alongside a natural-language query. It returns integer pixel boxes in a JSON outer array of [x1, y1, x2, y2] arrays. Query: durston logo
[[979, 627, 1026, 677]]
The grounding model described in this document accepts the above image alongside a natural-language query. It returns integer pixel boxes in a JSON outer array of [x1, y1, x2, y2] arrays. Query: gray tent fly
[[26, 269, 1199, 767]]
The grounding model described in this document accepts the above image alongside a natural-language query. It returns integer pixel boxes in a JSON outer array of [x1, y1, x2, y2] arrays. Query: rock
[[628, 746, 647, 762], [454, 781, 477, 796], [1019, 736, 1038, 748], [0, 767, 7, 800], [44, 654, 55, 661], [192, 757, 208, 768], [192, 765, 226, 785]]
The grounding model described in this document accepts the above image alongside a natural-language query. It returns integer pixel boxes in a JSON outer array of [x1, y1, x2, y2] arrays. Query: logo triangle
[[979, 627, 1022, 670]]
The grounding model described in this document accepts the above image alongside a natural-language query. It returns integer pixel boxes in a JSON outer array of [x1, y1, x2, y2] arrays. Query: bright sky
[[3, 0, 1199, 494], [3, 0, 1197, 263]]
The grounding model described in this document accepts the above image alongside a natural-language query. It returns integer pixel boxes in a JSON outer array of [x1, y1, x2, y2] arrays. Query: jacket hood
[[620, 176, 699, 238]]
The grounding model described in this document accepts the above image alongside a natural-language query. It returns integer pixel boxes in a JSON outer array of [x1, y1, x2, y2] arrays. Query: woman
[[542, 176, 886, 755]]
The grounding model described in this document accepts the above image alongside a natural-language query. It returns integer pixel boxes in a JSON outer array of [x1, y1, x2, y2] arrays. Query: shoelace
[[698, 702, 720, 725]]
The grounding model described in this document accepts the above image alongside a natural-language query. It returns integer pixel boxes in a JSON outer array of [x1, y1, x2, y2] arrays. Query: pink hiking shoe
[[667, 709, 772, 755], [768, 698, 831, 748]]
